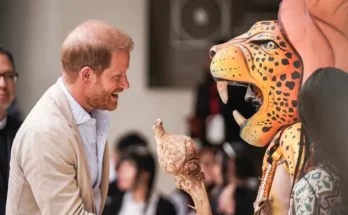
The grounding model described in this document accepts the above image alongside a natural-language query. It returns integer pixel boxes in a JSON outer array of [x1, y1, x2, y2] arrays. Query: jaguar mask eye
[[263, 41, 279, 50]]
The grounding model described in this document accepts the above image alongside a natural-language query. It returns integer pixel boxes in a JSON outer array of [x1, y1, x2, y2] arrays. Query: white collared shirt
[[58, 78, 110, 214]]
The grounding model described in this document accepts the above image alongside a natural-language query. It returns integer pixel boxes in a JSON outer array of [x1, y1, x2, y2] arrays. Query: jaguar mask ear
[[279, 0, 348, 84]]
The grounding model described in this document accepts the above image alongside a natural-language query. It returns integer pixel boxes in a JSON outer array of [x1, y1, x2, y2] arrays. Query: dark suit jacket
[[0, 115, 22, 215]]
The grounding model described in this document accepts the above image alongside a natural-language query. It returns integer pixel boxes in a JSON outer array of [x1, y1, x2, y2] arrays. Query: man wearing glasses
[[0, 46, 21, 215]]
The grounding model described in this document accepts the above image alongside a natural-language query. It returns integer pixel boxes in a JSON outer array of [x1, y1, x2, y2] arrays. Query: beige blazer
[[6, 83, 110, 215]]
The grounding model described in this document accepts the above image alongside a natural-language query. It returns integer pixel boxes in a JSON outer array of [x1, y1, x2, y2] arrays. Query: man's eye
[[5, 74, 15, 78], [3, 73, 17, 80], [115, 73, 126, 79]]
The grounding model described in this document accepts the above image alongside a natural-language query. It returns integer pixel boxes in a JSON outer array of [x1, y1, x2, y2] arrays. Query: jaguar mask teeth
[[217, 81, 229, 104], [233, 110, 246, 127]]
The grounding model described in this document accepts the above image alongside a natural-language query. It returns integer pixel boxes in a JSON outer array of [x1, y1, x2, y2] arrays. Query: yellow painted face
[[210, 21, 303, 147]]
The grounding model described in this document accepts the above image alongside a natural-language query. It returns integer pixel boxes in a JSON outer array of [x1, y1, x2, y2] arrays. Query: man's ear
[[80, 66, 92, 83]]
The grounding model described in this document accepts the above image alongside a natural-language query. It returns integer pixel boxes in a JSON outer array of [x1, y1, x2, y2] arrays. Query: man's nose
[[0, 76, 8, 88], [121, 76, 130, 90]]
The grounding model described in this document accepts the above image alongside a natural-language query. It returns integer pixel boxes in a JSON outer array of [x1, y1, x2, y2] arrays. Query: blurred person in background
[[108, 131, 148, 198], [198, 144, 224, 215], [169, 144, 219, 215], [0, 46, 21, 215], [188, 39, 229, 147], [199, 145, 219, 192], [174, 144, 223, 215], [6, 20, 133, 215], [103, 145, 176, 215], [217, 144, 258, 215]]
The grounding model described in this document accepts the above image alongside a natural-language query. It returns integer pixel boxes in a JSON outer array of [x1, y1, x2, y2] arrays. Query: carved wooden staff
[[153, 119, 212, 215]]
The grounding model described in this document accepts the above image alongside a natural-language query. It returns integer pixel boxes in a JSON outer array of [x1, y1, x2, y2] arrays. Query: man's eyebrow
[[0, 70, 14, 73]]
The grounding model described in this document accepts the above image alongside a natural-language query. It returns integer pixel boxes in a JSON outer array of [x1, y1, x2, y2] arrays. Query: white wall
[[1, 0, 196, 194]]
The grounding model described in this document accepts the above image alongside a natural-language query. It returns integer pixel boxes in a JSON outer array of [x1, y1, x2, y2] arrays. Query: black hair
[[293, 67, 348, 191], [114, 131, 148, 153], [0, 46, 15, 71]]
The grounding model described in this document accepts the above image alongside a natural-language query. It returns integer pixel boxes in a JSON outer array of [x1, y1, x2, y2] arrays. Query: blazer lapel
[[69, 122, 96, 214], [99, 141, 110, 214], [49, 84, 95, 213]]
